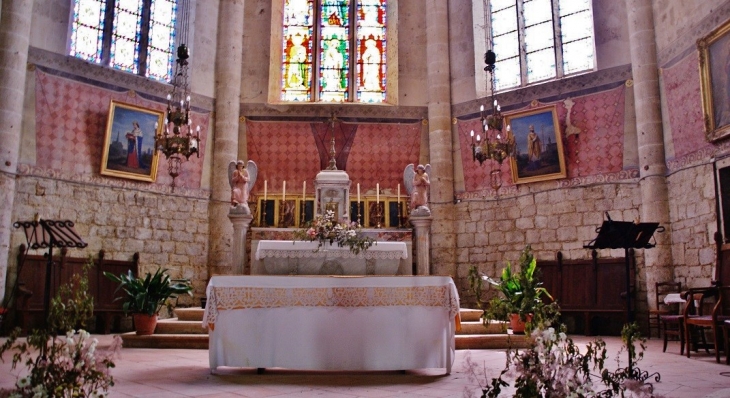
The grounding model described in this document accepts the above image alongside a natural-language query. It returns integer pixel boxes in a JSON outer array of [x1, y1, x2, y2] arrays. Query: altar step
[[119, 308, 531, 350], [456, 309, 532, 350]]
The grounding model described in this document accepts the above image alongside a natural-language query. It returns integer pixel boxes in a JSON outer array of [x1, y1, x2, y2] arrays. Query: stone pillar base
[[410, 215, 433, 275], [228, 211, 253, 274]]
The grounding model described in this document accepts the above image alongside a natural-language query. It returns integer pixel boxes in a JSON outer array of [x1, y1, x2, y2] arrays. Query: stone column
[[0, 0, 33, 300], [208, 0, 244, 275], [625, 0, 672, 312], [228, 211, 253, 274], [425, 0, 456, 278], [410, 216, 433, 275]]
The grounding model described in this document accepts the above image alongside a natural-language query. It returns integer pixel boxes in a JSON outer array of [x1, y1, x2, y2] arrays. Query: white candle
[[264, 180, 267, 202], [302, 181, 306, 200], [283, 181, 286, 203], [397, 184, 400, 204], [376, 183, 379, 203], [357, 183, 361, 203]]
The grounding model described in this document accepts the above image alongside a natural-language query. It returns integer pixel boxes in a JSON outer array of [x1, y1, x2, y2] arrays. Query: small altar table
[[203, 275, 460, 374], [253, 240, 409, 275]]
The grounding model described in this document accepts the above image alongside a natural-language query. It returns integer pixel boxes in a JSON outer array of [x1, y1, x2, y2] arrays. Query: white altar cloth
[[204, 275, 460, 373], [254, 240, 409, 275]]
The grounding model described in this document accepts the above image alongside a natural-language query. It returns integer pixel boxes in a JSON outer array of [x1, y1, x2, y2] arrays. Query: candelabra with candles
[[154, 17, 200, 188], [470, 49, 515, 191]]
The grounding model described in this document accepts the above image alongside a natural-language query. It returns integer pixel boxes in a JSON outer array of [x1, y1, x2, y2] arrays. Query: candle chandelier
[[470, 49, 516, 191], [154, 0, 200, 187]]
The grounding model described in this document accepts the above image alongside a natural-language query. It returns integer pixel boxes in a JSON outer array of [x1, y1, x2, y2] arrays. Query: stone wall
[[655, 2, 730, 289], [8, 176, 210, 304], [454, 181, 643, 307]]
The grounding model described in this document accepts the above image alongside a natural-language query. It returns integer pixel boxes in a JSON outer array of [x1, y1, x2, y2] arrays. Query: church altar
[[254, 240, 408, 275], [250, 228, 413, 275], [203, 275, 460, 373]]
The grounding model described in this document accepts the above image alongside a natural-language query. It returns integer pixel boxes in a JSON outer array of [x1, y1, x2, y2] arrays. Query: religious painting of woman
[[101, 101, 163, 182]]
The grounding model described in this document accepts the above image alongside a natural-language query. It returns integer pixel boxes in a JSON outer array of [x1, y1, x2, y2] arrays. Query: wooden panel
[[538, 251, 633, 335], [13, 246, 139, 332], [595, 259, 628, 310], [560, 263, 596, 309]]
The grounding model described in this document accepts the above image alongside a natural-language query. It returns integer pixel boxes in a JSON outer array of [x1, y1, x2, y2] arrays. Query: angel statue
[[228, 160, 258, 214], [403, 163, 431, 216]]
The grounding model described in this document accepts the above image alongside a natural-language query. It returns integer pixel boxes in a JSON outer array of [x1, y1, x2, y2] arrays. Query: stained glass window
[[69, 0, 178, 82], [281, 0, 387, 103], [70, 0, 106, 63], [488, 0, 594, 91]]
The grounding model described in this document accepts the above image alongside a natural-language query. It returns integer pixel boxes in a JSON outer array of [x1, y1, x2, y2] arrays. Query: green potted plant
[[104, 267, 193, 335], [469, 245, 558, 334]]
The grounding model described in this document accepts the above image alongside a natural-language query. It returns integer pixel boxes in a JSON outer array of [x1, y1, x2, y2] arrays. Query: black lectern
[[584, 214, 664, 323], [12, 219, 87, 324]]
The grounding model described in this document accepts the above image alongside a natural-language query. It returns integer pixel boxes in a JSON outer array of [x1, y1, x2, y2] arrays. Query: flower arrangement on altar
[[294, 210, 375, 254]]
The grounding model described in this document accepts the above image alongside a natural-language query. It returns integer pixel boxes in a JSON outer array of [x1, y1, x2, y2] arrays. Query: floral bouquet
[[294, 210, 374, 254]]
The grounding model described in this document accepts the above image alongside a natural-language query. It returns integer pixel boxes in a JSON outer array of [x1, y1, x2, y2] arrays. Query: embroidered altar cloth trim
[[255, 240, 408, 260], [203, 276, 460, 332]]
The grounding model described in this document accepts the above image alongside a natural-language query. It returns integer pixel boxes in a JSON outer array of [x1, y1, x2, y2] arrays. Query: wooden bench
[[540, 251, 635, 335], [14, 245, 139, 334]]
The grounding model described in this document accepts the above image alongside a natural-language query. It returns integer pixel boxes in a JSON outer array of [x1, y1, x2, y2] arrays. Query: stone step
[[155, 318, 208, 334], [459, 308, 484, 322], [120, 332, 209, 349], [121, 332, 532, 350], [458, 320, 508, 335], [174, 307, 205, 321], [173, 308, 489, 325], [121, 307, 524, 351], [455, 334, 533, 350]]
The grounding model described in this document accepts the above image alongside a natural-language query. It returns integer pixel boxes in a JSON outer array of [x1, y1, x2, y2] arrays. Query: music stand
[[584, 218, 664, 323], [12, 219, 87, 325]]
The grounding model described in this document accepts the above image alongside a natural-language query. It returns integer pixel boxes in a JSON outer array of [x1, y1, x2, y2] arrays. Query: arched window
[[488, 0, 595, 91], [69, 0, 178, 82], [277, 0, 389, 104]]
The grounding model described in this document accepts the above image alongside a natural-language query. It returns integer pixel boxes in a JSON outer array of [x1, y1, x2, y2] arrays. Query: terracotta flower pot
[[509, 313, 533, 334], [133, 313, 158, 335]]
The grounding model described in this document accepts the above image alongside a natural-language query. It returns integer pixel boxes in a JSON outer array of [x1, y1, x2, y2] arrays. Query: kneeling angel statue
[[228, 159, 258, 214], [403, 163, 431, 216]]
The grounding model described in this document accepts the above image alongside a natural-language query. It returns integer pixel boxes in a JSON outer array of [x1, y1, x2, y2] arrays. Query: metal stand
[[12, 219, 87, 326], [584, 213, 664, 381]]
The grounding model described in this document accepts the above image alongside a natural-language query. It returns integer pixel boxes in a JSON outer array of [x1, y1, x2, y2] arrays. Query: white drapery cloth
[[255, 240, 408, 260], [204, 275, 460, 374]]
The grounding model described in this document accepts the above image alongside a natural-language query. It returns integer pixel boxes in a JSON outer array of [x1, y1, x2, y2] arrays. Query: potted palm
[[104, 268, 193, 335], [469, 246, 558, 334]]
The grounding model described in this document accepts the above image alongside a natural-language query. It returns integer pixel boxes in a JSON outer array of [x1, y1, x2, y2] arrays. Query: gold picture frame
[[506, 105, 566, 184], [698, 19, 730, 142], [100, 100, 163, 182]]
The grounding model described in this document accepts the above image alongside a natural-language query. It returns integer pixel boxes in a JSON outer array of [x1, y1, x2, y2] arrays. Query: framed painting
[[506, 105, 566, 184], [100, 100, 163, 182], [699, 19, 730, 142]]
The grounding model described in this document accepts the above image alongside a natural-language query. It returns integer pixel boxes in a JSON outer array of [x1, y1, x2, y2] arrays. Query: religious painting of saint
[[100, 101, 163, 182], [505, 105, 566, 184], [699, 19, 730, 142]]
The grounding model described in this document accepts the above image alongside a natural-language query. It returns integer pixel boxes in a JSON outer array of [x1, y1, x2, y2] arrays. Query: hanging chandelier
[[154, 0, 200, 187], [470, 49, 515, 191]]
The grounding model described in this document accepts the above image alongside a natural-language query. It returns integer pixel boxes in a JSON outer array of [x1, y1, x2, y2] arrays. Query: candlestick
[[302, 181, 306, 200], [376, 183, 379, 203]]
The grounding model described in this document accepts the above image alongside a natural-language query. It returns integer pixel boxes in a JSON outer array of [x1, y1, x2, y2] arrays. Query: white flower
[[17, 377, 30, 388]]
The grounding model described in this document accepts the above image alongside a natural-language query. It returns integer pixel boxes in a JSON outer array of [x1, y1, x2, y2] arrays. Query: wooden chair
[[723, 319, 730, 365], [659, 312, 684, 354], [684, 286, 730, 363], [649, 281, 681, 338]]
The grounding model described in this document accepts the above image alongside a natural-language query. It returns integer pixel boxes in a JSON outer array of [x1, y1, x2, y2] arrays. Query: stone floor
[[0, 335, 729, 397]]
